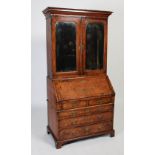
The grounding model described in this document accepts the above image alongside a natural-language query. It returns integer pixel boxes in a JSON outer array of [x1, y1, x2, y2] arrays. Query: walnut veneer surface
[[53, 75, 114, 101]]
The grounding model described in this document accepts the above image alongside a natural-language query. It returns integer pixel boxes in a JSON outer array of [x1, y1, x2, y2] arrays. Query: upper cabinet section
[[43, 7, 112, 78]]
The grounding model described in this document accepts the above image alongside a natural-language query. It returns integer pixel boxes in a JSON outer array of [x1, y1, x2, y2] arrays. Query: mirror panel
[[86, 23, 104, 70], [56, 22, 76, 72]]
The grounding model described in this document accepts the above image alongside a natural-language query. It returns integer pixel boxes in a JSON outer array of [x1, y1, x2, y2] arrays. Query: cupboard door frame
[[51, 15, 81, 77], [82, 18, 108, 75]]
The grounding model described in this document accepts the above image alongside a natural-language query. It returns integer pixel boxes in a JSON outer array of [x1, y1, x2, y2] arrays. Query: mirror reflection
[[86, 23, 104, 70], [56, 22, 76, 72]]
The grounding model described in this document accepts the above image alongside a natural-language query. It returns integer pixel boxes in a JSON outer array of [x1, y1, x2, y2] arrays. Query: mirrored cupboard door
[[52, 16, 81, 77], [82, 19, 107, 75]]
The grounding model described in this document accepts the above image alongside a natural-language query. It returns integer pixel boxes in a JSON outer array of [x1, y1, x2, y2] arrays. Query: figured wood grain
[[59, 121, 113, 140], [59, 111, 113, 129], [53, 75, 115, 102]]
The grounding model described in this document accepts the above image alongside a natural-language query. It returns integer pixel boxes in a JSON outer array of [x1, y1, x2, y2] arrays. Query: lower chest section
[[54, 99, 114, 140]]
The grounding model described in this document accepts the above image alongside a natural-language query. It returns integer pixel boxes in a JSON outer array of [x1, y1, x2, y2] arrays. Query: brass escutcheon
[[98, 125, 103, 130], [83, 127, 89, 133]]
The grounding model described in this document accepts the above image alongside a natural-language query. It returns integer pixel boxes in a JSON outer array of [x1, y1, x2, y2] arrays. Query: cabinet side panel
[[47, 78, 58, 139], [46, 18, 52, 78]]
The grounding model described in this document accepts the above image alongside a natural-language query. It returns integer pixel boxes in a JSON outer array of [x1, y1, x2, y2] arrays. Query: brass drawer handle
[[85, 109, 91, 113], [97, 100, 104, 104], [83, 127, 90, 133], [71, 101, 78, 108], [71, 120, 77, 126], [98, 124, 105, 130], [71, 132, 74, 136], [71, 111, 76, 117], [99, 108, 103, 112], [97, 99, 111, 104], [97, 115, 103, 120], [72, 101, 78, 104], [98, 126, 103, 130]]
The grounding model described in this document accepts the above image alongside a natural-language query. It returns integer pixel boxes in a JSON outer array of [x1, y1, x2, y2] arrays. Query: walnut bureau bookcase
[[43, 7, 115, 149]]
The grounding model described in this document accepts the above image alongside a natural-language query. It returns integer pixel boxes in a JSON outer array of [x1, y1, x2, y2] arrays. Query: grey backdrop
[[31, 0, 124, 154]]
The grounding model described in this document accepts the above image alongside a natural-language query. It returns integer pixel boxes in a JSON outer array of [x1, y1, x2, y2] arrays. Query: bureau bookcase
[[43, 7, 115, 149]]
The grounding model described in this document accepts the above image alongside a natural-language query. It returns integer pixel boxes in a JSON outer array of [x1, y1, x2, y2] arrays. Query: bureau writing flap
[[51, 75, 115, 102]]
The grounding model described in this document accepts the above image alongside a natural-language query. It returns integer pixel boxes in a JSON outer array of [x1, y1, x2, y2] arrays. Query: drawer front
[[89, 97, 113, 106], [57, 100, 88, 110], [58, 103, 113, 119], [59, 121, 113, 140], [56, 97, 114, 110], [59, 111, 113, 129]]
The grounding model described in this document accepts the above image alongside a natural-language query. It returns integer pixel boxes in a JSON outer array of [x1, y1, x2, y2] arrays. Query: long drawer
[[56, 97, 113, 110], [59, 111, 113, 129], [57, 103, 113, 120], [59, 121, 113, 140]]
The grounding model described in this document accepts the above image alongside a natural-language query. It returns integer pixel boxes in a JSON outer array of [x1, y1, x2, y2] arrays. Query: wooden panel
[[53, 75, 115, 102], [59, 111, 113, 129], [59, 121, 113, 140], [48, 102, 59, 138], [57, 103, 113, 119]]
